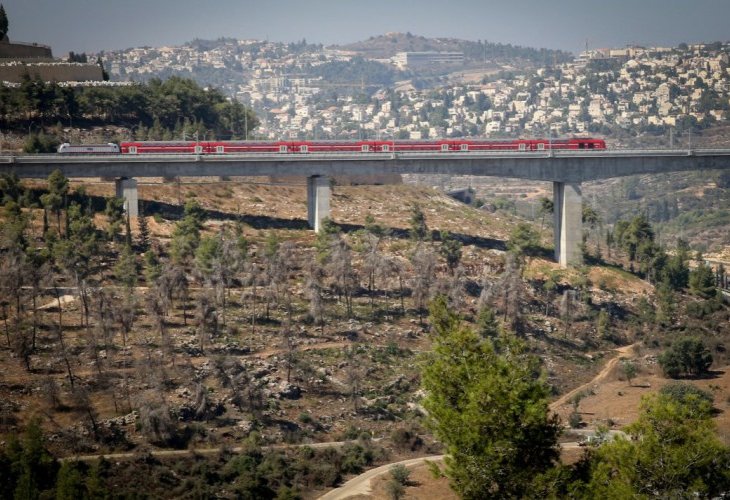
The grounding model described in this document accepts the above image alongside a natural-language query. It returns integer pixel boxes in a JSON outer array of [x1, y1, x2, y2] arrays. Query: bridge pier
[[307, 175, 330, 232], [553, 182, 582, 267], [115, 178, 138, 218]]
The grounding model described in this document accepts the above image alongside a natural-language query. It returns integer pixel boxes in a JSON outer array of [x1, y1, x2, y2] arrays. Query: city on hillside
[[87, 37, 730, 144]]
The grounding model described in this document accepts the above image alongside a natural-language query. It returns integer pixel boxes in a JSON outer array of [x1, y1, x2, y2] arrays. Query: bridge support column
[[307, 175, 330, 232], [553, 182, 582, 267], [115, 178, 138, 218]]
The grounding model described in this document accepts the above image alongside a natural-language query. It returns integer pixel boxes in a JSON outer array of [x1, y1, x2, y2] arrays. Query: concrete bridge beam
[[553, 182, 582, 267], [115, 178, 138, 218], [307, 175, 330, 232]]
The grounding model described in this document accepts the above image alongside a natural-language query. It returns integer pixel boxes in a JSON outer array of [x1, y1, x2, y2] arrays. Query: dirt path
[[38, 295, 77, 310], [318, 455, 446, 500], [60, 438, 380, 463], [550, 342, 638, 412]]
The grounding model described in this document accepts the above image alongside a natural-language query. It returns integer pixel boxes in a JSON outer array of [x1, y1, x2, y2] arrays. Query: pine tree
[[0, 4, 9, 40], [421, 296, 561, 498]]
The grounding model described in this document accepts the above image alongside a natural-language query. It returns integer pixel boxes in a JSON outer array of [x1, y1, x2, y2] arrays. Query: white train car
[[58, 143, 120, 154]]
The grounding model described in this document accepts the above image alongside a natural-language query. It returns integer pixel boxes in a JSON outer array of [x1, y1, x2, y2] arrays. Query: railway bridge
[[2, 149, 730, 267]]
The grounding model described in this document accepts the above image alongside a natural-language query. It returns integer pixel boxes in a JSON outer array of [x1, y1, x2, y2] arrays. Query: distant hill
[[336, 32, 573, 65]]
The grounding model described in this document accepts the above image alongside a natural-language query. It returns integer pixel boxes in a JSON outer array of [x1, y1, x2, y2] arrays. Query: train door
[[279, 145, 288, 153], [216, 146, 225, 154], [128, 146, 137, 154], [460, 144, 469, 151], [537, 143, 545, 151], [300, 145, 308, 153], [518, 143, 527, 151], [441, 144, 449, 152], [194, 145, 203, 154]]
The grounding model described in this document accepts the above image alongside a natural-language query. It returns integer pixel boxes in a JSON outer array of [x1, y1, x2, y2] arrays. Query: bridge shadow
[[335, 223, 508, 251], [43, 189, 509, 247], [140, 199, 312, 230]]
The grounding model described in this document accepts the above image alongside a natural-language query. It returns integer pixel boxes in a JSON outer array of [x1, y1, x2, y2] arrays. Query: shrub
[[568, 411, 583, 428], [658, 337, 713, 378], [659, 382, 714, 416], [390, 464, 411, 485]]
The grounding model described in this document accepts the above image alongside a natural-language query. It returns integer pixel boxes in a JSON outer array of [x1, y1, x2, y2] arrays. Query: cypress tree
[[0, 5, 9, 40]]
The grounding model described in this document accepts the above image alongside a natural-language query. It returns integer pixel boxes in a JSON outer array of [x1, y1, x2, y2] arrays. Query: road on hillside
[[318, 455, 446, 500]]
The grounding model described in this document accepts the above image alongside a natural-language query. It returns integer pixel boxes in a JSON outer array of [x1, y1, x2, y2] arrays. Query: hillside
[[1, 178, 729, 497], [337, 32, 573, 65]]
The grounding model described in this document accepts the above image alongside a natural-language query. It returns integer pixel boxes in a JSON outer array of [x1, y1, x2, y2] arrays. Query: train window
[[441, 144, 449, 152], [129, 146, 137, 154], [216, 146, 224, 154], [361, 144, 369, 152], [279, 145, 288, 153], [588, 143, 595, 149], [460, 144, 469, 151], [537, 143, 545, 150], [194, 145, 203, 154], [382, 144, 389, 152], [519, 143, 526, 151], [579, 143, 585, 149], [300, 145, 308, 153]]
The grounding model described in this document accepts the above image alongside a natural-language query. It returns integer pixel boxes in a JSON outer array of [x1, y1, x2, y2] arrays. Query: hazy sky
[[3, 0, 729, 56]]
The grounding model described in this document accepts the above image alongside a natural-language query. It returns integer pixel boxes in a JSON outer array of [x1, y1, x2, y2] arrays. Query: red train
[[116, 138, 605, 154]]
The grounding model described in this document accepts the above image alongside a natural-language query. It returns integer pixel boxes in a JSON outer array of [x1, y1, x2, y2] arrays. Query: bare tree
[[112, 291, 137, 347], [138, 397, 175, 445], [72, 386, 99, 440], [327, 236, 358, 318], [361, 232, 383, 312], [482, 253, 523, 330], [195, 290, 217, 353], [304, 258, 326, 332], [343, 345, 364, 412], [410, 243, 437, 324]]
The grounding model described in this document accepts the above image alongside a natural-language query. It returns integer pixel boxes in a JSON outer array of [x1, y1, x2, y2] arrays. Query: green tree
[[171, 199, 205, 263], [421, 296, 561, 498], [0, 4, 8, 40], [659, 337, 713, 378], [55, 461, 86, 500], [581, 392, 730, 497], [538, 197, 553, 231], [104, 196, 125, 242], [114, 243, 138, 289], [689, 259, 716, 299], [40, 169, 68, 236], [507, 222, 541, 257], [408, 204, 429, 241], [438, 231, 462, 274]]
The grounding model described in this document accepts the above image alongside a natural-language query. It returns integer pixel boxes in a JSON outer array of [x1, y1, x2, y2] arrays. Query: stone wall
[[0, 62, 103, 83], [0, 40, 52, 59]]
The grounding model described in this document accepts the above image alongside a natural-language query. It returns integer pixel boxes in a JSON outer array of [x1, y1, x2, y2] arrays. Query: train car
[[112, 138, 606, 155], [58, 143, 120, 154], [120, 141, 209, 154]]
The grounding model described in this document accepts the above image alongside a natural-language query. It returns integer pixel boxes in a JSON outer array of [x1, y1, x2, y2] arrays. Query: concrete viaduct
[[2, 149, 730, 267]]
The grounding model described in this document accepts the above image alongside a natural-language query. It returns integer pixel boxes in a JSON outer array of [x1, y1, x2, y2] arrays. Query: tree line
[[1, 74, 258, 144]]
